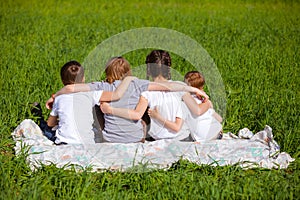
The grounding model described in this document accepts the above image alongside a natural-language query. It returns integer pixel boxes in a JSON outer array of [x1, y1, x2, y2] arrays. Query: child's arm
[[100, 96, 148, 120], [182, 93, 211, 116], [47, 115, 58, 127], [204, 100, 223, 123], [148, 81, 209, 100], [46, 84, 91, 109], [56, 84, 90, 96], [99, 76, 137, 102], [46, 76, 136, 109], [212, 112, 223, 123], [148, 107, 183, 133]]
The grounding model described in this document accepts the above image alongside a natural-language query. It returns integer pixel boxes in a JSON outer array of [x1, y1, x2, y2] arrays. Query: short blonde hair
[[105, 57, 131, 83]]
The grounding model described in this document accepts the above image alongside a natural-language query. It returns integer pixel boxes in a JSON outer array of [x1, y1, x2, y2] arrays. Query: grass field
[[1, 0, 299, 199]]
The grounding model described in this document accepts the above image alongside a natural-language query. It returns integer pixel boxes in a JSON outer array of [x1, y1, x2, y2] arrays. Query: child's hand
[[195, 89, 209, 102], [46, 97, 54, 110], [100, 102, 111, 114], [148, 106, 160, 119]]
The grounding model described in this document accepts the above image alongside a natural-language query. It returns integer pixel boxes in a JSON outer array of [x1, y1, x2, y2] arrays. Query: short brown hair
[[184, 71, 205, 89], [105, 57, 131, 84], [60, 61, 84, 85], [145, 50, 171, 80]]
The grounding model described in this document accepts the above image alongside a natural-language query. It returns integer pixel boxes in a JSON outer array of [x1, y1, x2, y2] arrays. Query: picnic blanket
[[12, 119, 294, 172]]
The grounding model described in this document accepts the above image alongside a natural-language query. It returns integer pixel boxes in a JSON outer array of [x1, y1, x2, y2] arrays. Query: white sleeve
[[141, 91, 151, 101], [141, 91, 153, 107], [50, 101, 58, 116], [141, 91, 148, 98], [175, 100, 184, 119], [174, 94, 184, 119], [92, 90, 103, 105]]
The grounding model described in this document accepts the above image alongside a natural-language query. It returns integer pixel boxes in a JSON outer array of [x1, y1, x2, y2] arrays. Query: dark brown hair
[[145, 50, 171, 80], [184, 71, 205, 89], [105, 57, 131, 84], [60, 60, 84, 85]]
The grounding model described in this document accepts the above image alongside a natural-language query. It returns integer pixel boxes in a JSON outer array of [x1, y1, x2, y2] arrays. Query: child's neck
[[153, 76, 167, 82]]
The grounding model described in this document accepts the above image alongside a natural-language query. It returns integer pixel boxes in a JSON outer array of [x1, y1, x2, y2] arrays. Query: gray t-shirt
[[89, 79, 149, 143]]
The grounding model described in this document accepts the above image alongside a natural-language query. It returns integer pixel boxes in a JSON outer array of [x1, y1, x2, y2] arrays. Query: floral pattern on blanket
[[12, 119, 294, 171]]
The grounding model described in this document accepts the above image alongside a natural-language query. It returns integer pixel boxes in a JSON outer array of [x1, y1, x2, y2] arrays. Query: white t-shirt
[[50, 91, 103, 144], [141, 91, 190, 140], [184, 95, 222, 141]]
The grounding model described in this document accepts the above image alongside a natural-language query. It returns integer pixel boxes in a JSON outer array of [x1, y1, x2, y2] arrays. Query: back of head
[[146, 50, 171, 80], [184, 71, 205, 89], [60, 60, 85, 85], [105, 56, 131, 84]]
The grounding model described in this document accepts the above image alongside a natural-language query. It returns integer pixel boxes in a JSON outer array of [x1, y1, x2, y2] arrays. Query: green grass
[[0, 0, 299, 199]]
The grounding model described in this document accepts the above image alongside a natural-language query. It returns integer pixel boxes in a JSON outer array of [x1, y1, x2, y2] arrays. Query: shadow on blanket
[[12, 119, 294, 172]]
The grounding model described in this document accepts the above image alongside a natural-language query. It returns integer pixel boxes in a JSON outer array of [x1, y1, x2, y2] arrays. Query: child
[[35, 60, 135, 145], [183, 71, 223, 141]]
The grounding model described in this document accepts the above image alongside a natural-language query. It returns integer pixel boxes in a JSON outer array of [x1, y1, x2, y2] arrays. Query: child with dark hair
[[146, 49, 171, 80], [143, 50, 188, 140], [34, 60, 135, 144], [60, 60, 85, 85]]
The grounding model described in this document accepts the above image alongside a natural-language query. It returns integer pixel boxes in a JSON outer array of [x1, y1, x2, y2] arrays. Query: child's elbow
[[173, 127, 181, 133], [172, 125, 182, 133]]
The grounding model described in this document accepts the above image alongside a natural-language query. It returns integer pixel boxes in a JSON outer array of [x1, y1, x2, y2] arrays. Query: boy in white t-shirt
[[36, 60, 135, 145]]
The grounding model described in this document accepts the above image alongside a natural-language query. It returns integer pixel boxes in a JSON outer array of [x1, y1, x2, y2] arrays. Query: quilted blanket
[[12, 119, 294, 172]]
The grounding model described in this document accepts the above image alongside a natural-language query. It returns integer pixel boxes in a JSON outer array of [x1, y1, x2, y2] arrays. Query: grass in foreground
[[1, 153, 299, 199]]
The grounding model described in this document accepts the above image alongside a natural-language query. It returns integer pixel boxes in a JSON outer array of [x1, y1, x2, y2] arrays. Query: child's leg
[[39, 120, 56, 142], [31, 102, 56, 142]]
